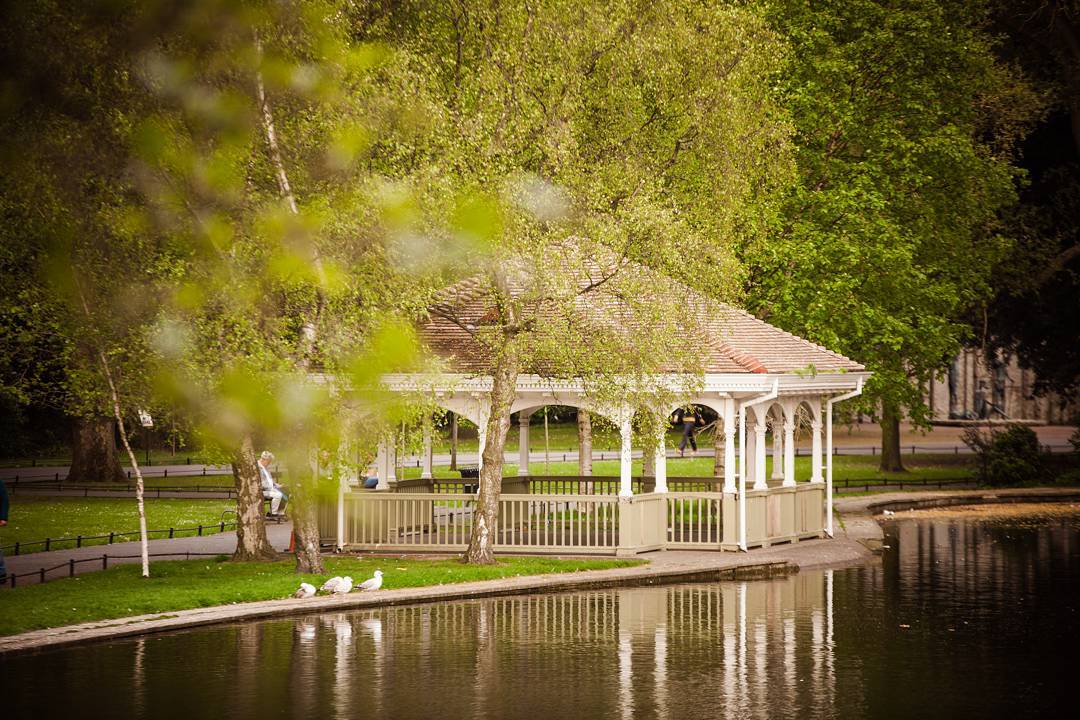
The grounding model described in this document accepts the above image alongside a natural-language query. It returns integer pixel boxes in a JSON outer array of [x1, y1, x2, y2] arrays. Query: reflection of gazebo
[[331, 277, 867, 554]]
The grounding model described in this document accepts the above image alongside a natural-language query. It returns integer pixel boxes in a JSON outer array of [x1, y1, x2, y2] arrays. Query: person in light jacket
[[258, 451, 288, 516]]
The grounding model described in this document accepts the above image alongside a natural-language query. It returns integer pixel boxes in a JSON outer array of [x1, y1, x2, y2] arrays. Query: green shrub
[[962, 424, 1046, 487]]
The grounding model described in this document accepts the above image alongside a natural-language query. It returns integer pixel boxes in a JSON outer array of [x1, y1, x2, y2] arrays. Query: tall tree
[[357, 0, 793, 563], [0, 0, 164, 485], [131, 0, 437, 570], [747, 0, 1044, 470]]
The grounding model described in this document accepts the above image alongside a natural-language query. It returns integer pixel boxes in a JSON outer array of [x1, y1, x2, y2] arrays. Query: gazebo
[[328, 275, 867, 555]]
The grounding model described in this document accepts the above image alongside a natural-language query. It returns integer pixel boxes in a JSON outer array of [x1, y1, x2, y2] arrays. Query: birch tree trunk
[[464, 343, 518, 564], [289, 459, 325, 574], [231, 433, 278, 561], [74, 279, 150, 577], [254, 35, 325, 573]]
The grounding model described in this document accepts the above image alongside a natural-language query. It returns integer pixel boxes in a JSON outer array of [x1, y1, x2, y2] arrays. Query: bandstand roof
[[418, 271, 864, 377]]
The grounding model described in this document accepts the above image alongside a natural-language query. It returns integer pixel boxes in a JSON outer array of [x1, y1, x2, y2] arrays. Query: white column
[[771, 414, 784, 481], [811, 419, 824, 483], [653, 421, 667, 493], [619, 414, 634, 497], [336, 450, 346, 550], [753, 418, 768, 490], [421, 424, 433, 480], [745, 416, 757, 487], [375, 437, 390, 490], [783, 415, 796, 487], [723, 398, 736, 494], [738, 403, 748, 551], [826, 404, 834, 535], [518, 412, 531, 476]]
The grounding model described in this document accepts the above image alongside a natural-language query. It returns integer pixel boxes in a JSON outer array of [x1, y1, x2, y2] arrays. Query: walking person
[[258, 451, 288, 517], [675, 406, 701, 457]]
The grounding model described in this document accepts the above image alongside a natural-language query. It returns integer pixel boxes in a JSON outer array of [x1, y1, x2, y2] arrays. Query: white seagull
[[356, 570, 384, 592], [320, 576, 354, 594], [293, 582, 317, 599]]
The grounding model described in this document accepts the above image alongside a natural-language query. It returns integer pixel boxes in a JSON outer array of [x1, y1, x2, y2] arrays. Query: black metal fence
[[3, 551, 226, 588]]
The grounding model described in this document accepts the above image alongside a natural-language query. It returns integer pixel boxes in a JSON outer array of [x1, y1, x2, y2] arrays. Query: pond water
[[3, 509, 1078, 719]]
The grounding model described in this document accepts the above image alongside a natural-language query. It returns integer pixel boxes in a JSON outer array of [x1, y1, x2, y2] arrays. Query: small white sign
[[138, 410, 154, 428]]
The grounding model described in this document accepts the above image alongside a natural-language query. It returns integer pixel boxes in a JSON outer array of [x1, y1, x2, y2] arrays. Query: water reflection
[[4, 512, 1078, 720]]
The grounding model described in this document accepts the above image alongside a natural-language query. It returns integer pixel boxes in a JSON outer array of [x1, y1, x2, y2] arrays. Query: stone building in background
[[926, 349, 1078, 425]]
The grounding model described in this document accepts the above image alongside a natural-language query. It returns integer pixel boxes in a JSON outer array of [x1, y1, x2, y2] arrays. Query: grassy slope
[[0, 555, 642, 636], [0, 497, 236, 550]]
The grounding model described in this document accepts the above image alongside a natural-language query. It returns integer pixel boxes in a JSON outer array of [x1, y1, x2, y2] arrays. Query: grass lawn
[[401, 453, 977, 484], [0, 497, 236, 552], [0, 555, 644, 636]]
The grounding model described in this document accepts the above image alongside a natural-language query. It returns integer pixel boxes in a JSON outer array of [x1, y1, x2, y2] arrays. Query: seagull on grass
[[320, 576, 354, 594], [293, 582, 317, 599], [356, 570, 384, 592]]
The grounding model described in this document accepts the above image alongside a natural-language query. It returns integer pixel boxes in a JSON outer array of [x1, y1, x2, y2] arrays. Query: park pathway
[[3, 522, 294, 587]]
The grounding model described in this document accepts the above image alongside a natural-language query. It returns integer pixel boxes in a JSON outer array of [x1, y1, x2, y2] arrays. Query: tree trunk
[[231, 433, 278, 562], [879, 404, 906, 472], [577, 409, 592, 476], [464, 345, 518, 565], [289, 458, 325, 574], [68, 415, 126, 483]]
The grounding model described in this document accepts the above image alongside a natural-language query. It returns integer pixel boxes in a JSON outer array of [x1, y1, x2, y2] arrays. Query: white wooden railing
[[329, 483, 824, 555]]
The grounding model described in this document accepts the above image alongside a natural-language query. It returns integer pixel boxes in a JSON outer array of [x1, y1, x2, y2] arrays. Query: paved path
[[3, 523, 294, 586]]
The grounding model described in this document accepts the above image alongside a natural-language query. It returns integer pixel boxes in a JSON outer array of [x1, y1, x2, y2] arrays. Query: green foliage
[[962, 424, 1046, 486], [746, 0, 1045, 428], [0, 555, 642, 636]]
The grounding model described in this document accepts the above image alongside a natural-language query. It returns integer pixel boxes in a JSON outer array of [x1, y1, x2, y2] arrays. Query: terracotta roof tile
[[419, 264, 864, 376]]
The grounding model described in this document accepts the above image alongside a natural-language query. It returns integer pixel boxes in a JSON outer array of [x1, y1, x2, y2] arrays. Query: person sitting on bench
[[258, 451, 288, 516]]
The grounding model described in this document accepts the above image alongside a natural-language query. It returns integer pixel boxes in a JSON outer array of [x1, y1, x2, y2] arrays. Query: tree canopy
[[742, 0, 1044, 469]]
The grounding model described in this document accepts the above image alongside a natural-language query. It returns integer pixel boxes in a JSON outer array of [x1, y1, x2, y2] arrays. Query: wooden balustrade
[[326, 478, 826, 555]]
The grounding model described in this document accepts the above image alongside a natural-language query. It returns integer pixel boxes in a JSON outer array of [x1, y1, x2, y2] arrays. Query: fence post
[[197, 525, 203, 536], [108, 532, 114, 544], [14, 541, 19, 556], [45, 537, 50, 551], [219, 521, 225, 533], [69, 559, 75, 578], [39, 568, 45, 583], [76, 535, 82, 548], [10, 574, 15, 588], [164, 468, 168, 478], [202, 467, 206, 476]]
